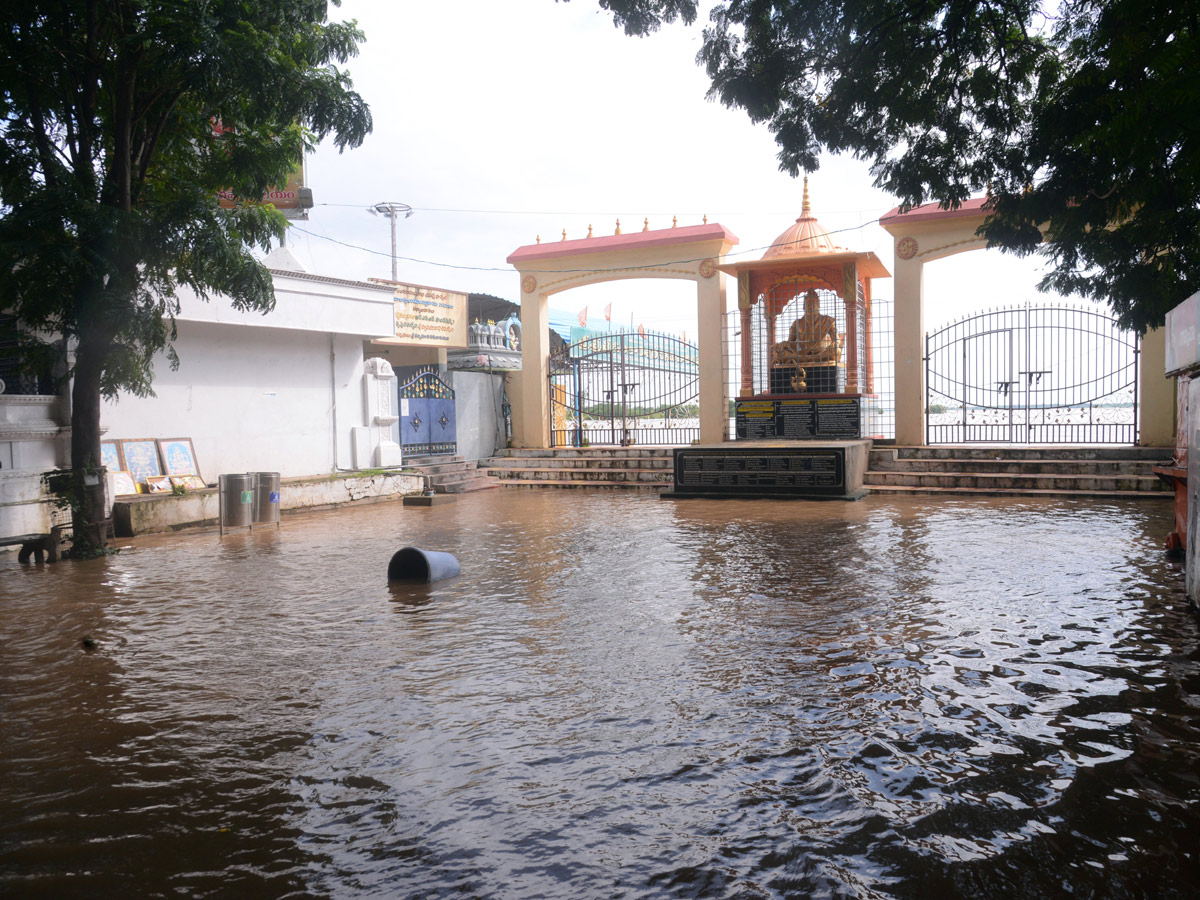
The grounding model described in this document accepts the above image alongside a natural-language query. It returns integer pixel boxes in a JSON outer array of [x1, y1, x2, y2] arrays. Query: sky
[[285, 0, 1071, 335]]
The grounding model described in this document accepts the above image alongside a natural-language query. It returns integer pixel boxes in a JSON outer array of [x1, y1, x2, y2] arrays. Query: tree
[[583, 0, 1199, 333], [0, 0, 371, 553]]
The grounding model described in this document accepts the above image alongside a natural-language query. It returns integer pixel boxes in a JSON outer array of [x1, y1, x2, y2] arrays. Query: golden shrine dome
[[761, 177, 847, 260]]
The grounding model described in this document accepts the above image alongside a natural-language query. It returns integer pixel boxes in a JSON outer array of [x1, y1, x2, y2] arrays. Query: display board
[[735, 396, 864, 440]]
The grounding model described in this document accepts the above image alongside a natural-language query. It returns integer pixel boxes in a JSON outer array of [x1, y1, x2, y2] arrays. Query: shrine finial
[[802, 176, 811, 216]]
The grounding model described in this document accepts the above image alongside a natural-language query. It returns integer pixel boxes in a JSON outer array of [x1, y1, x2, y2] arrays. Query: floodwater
[[1, 491, 1198, 900]]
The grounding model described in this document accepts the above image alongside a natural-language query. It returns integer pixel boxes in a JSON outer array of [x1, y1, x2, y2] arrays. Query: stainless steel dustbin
[[252, 472, 281, 525], [218, 473, 254, 533]]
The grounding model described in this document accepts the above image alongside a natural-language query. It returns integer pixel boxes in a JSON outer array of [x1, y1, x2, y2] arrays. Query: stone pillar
[[354, 357, 401, 467], [1139, 327, 1175, 447], [516, 282, 550, 448], [893, 255, 925, 445], [697, 270, 728, 444]]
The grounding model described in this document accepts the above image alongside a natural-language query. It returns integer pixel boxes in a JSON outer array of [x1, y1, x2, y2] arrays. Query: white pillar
[[516, 284, 550, 448], [1139, 327, 1175, 447], [893, 256, 926, 445], [697, 271, 728, 444]]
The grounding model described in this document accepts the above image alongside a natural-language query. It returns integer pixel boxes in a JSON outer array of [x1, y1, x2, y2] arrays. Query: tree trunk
[[69, 336, 109, 554]]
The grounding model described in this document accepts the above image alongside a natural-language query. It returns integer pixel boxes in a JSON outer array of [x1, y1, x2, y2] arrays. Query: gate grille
[[925, 304, 1138, 444], [399, 369, 457, 456], [549, 330, 699, 447]]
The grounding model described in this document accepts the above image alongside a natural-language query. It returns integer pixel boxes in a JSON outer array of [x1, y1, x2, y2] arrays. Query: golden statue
[[770, 290, 844, 392]]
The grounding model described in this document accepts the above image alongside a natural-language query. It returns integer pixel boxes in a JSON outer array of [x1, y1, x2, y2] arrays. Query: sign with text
[[391, 285, 468, 348], [735, 396, 864, 440], [672, 446, 846, 496]]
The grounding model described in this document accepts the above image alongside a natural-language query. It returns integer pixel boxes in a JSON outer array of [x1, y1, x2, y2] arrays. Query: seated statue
[[770, 290, 844, 393]]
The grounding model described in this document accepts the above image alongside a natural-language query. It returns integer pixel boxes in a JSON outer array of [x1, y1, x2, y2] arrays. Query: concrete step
[[484, 455, 673, 470], [864, 445, 1172, 498], [869, 454, 1161, 476], [484, 466, 670, 484], [484, 478, 670, 490], [482, 448, 675, 489], [864, 471, 1166, 492], [494, 447, 676, 460], [865, 483, 1169, 500], [404, 455, 501, 493], [881, 445, 1171, 462]]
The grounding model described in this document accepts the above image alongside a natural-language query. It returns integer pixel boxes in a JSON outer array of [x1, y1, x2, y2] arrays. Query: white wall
[[102, 320, 368, 479]]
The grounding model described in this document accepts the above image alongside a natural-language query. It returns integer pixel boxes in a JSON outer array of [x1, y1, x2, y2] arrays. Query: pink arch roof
[[879, 196, 992, 226], [507, 223, 738, 265]]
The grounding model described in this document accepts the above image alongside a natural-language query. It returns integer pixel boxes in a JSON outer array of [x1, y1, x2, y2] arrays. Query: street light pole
[[367, 202, 413, 282]]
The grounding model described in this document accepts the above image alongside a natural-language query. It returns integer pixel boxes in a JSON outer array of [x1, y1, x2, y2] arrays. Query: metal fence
[[549, 330, 701, 447], [724, 294, 896, 440], [925, 303, 1138, 444]]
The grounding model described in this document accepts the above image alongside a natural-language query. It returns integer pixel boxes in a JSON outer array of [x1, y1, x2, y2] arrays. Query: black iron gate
[[549, 330, 700, 447], [925, 304, 1139, 444]]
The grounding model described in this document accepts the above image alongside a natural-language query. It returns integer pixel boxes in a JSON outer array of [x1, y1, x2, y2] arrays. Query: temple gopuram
[[720, 179, 890, 441]]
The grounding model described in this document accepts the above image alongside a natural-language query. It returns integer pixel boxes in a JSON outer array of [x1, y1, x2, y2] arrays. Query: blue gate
[[399, 369, 457, 456]]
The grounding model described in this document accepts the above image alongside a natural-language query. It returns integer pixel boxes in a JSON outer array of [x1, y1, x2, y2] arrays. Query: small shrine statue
[[770, 290, 844, 393]]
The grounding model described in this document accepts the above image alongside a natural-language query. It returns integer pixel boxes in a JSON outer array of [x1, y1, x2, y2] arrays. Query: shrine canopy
[[719, 178, 890, 322], [719, 179, 890, 398]]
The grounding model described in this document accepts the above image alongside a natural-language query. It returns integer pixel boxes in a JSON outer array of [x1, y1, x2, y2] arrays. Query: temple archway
[[507, 222, 738, 448], [879, 201, 1173, 446]]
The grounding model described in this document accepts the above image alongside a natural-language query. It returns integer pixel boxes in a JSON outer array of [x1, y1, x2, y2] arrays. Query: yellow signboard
[[390, 284, 468, 348], [217, 166, 306, 210]]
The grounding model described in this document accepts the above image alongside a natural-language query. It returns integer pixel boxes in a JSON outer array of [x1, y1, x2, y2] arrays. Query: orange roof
[[761, 177, 848, 260]]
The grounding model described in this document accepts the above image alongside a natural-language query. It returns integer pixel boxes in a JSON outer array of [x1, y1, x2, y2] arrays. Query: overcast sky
[[288, 0, 1070, 334]]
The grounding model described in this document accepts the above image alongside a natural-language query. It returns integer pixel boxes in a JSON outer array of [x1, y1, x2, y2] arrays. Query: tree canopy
[[583, 0, 1198, 333], [0, 0, 371, 549]]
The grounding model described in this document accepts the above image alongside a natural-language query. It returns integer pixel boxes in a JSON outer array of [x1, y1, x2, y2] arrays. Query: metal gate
[[925, 304, 1139, 444], [399, 369, 457, 456], [549, 330, 699, 447]]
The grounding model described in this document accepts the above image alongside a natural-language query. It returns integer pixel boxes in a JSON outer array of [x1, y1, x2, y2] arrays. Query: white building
[[1, 251, 504, 540]]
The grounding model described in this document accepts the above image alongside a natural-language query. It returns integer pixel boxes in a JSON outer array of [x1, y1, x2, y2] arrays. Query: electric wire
[[287, 217, 888, 277]]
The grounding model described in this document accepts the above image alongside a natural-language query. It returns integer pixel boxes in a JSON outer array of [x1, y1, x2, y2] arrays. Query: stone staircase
[[480, 447, 675, 489], [404, 455, 500, 494], [865, 446, 1174, 498]]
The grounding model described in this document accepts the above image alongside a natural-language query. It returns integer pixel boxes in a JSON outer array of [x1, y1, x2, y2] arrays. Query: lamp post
[[367, 201, 413, 282]]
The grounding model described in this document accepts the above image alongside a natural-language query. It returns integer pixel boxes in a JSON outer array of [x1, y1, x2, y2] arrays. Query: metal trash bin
[[252, 472, 281, 525], [218, 473, 254, 533]]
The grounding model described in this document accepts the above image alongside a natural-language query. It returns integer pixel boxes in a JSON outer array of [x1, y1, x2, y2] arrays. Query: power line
[[287, 218, 887, 277]]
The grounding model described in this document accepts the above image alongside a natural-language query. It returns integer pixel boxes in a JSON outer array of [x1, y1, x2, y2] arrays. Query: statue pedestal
[[662, 440, 870, 501]]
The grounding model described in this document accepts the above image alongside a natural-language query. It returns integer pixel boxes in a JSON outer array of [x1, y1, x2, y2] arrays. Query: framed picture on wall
[[119, 439, 163, 484], [158, 438, 200, 479], [100, 440, 123, 473], [108, 470, 139, 497], [144, 475, 172, 493]]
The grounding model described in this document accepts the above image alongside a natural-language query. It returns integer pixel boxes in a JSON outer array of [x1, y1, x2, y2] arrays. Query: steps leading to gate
[[865, 446, 1173, 497], [404, 455, 501, 494], [480, 447, 675, 489]]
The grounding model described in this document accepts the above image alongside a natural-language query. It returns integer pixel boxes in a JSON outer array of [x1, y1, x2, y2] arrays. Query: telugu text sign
[[392, 286, 468, 348]]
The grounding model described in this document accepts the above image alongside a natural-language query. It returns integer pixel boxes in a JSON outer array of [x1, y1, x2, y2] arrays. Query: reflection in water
[[1, 492, 1197, 898]]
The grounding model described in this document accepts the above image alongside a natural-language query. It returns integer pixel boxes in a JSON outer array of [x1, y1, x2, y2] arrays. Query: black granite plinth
[[662, 440, 870, 500]]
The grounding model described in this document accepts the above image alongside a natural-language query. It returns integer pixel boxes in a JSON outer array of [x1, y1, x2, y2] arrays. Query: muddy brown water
[[1, 491, 1198, 899]]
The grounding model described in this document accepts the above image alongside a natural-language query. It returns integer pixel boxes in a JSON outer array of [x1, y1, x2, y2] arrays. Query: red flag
[[577, 306, 587, 327], [603, 302, 612, 321], [637, 323, 646, 337]]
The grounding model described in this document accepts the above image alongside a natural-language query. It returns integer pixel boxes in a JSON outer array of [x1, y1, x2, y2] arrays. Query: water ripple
[[1, 492, 1197, 898]]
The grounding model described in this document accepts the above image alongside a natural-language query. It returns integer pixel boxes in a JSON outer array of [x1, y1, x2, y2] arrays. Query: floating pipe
[[387, 547, 461, 583]]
